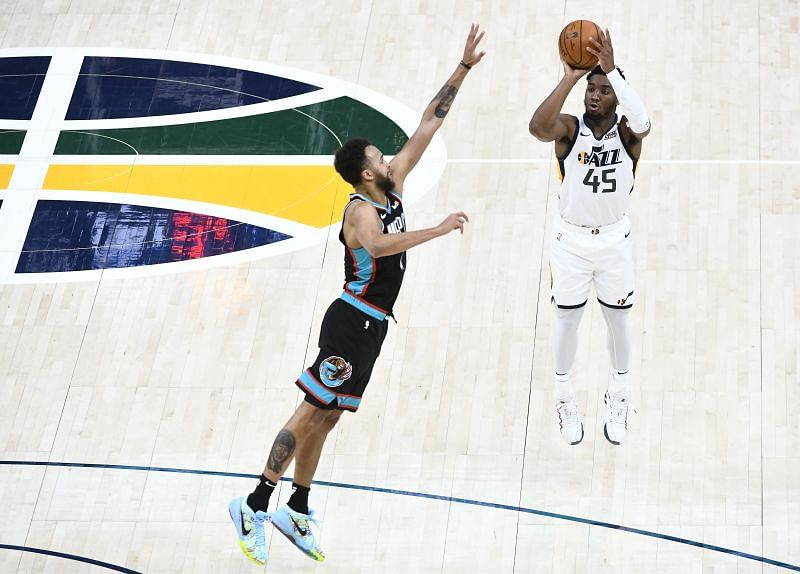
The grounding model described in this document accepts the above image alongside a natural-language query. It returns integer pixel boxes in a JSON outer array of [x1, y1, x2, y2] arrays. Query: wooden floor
[[1, 0, 799, 572]]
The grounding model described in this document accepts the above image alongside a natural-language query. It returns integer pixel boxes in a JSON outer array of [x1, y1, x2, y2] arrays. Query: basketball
[[558, 19, 601, 69]]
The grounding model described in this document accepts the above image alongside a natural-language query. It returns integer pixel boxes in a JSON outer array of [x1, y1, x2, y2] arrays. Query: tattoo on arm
[[266, 429, 296, 474], [432, 84, 458, 119]]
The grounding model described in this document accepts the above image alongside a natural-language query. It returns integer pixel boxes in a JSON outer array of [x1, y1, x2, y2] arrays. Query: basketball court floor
[[0, 0, 798, 572]]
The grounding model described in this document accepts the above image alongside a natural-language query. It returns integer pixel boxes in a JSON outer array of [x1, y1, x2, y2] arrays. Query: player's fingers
[[586, 45, 599, 56]]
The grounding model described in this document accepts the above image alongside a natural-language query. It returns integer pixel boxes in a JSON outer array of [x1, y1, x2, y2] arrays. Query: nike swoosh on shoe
[[290, 516, 309, 536]]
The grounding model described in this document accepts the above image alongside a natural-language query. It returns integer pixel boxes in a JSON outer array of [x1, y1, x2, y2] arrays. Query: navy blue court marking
[[15, 200, 290, 273], [0, 56, 51, 120], [1, 460, 798, 572], [0, 544, 140, 573], [66, 57, 320, 119]]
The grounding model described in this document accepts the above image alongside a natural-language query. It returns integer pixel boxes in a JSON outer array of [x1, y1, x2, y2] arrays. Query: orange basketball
[[558, 20, 601, 69]]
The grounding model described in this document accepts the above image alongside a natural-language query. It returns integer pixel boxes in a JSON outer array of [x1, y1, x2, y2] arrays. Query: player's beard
[[375, 172, 394, 193], [585, 108, 601, 120]]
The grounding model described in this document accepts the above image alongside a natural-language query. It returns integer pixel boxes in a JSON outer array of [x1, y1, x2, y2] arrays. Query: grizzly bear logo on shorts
[[320, 356, 353, 388]]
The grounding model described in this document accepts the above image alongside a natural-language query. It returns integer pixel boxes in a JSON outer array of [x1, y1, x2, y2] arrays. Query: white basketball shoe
[[556, 399, 584, 445], [603, 391, 633, 445]]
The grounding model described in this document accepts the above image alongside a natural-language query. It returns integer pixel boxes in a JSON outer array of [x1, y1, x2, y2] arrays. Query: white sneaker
[[556, 399, 584, 445], [603, 391, 632, 445]]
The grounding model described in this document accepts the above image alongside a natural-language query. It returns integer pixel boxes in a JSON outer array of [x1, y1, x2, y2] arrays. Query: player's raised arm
[[586, 29, 651, 142], [528, 61, 589, 144], [389, 23, 486, 191], [348, 201, 468, 259]]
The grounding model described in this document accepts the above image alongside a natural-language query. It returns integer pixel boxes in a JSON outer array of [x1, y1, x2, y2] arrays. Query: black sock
[[287, 483, 310, 515], [247, 474, 277, 512]]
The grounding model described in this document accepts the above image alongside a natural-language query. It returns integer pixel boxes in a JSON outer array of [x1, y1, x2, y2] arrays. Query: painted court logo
[[0, 48, 446, 284]]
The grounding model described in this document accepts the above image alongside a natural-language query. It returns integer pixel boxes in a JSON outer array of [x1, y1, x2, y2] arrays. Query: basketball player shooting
[[529, 28, 651, 445]]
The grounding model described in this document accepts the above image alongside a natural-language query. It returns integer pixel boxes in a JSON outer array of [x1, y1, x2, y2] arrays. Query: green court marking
[[55, 97, 408, 155], [0, 130, 26, 154]]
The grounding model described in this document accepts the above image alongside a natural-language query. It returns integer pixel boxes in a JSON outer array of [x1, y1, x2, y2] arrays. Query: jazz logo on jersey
[[578, 145, 622, 167], [0, 48, 447, 284], [320, 356, 353, 388]]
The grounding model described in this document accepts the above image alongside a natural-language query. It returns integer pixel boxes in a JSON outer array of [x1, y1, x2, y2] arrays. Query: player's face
[[584, 74, 617, 119], [363, 145, 394, 192]]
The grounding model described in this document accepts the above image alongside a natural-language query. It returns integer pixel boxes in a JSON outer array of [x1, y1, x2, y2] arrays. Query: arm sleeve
[[606, 68, 650, 134]]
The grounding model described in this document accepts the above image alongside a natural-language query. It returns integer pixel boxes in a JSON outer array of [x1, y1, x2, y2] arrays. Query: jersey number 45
[[583, 168, 617, 193]]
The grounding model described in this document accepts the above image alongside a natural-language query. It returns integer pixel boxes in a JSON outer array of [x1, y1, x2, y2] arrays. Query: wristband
[[459, 60, 472, 70]]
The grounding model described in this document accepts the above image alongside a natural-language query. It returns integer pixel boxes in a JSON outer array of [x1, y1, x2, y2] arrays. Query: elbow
[[528, 118, 550, 141], [363, 241, 385, 259]]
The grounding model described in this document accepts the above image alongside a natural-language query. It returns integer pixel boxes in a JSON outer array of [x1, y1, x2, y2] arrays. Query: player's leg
[[290, 409, 343, 497], [595, 219, 635, 444], [553, 304, 586, 398], [228, 299, 348, 566], [270, 299, 387, 562], [282, 408, 342, 517], [601, 304, 632, 397], [549, 220, 592, 444], [228, 400, 335, 565], [267, 404, 342, 562]]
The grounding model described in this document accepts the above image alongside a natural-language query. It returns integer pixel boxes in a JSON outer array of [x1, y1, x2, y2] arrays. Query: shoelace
[[557, 401, 580, 426], [606, 395, 638, 423], [296, 511, 321, 538], [246, 510, 268, 549]]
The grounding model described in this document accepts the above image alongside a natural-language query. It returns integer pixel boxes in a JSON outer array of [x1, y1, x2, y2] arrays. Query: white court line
[[0, 52, 85, 281], [446, 158, 800, 165]]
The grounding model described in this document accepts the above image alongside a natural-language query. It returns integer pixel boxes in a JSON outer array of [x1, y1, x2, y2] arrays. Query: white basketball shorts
[[548, 214, 635, 309]]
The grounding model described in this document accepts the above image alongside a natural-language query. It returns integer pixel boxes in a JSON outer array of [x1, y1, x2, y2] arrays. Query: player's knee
[[601, 305, 631, 323], [292, 401, 332, 428], [555, 305, 585, 328], [323, 410, 343, 430]]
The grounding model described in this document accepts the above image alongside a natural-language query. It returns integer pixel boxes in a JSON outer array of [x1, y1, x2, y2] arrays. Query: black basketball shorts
[[295, 298, 388, 412]]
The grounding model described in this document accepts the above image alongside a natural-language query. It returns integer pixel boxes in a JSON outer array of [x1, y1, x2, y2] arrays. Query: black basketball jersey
[[338, 190, 406, 321]]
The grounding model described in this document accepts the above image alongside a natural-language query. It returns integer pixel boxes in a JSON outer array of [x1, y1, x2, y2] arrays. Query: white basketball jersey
[[557, 114, 637, 227]]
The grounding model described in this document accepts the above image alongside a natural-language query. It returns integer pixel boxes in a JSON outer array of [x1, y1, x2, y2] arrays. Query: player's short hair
[[334, 138, 372, 187], [587, 65, 626, 82]]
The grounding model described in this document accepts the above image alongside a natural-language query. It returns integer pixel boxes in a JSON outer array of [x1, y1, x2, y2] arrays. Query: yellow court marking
[[0, 164, 14, 189], [44, 164, 353, 228]]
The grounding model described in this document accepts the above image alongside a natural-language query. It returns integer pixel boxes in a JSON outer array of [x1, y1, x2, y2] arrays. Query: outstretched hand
[[586, 28, 615, 73], [462, 23, 486, 67], [438, 212, 470, 235]]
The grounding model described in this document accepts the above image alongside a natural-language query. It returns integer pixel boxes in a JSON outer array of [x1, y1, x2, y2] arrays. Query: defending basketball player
[[228, 24, 486, 566], [529, 28, 651, 445]]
